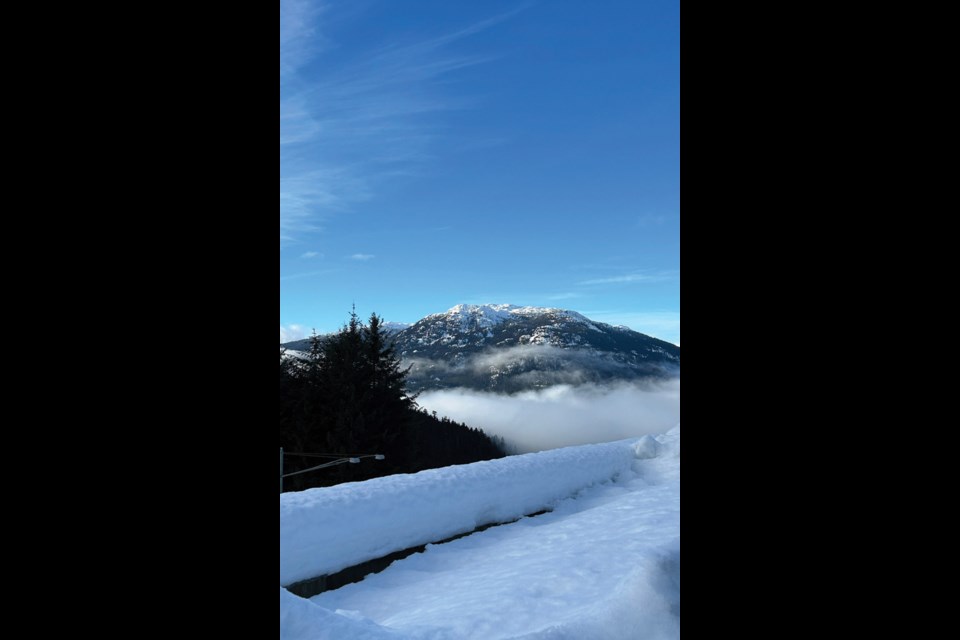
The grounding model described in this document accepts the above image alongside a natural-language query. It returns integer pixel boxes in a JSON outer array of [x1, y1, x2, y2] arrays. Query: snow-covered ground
[[280, 439, 644, 585], [280, 428, 680, 639]]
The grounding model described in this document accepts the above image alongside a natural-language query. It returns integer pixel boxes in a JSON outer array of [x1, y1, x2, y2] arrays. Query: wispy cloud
[[280, 0, 326, 79], [280, 324, 307, 344], [350, 254, 376, 262], [280, 269, 339, 283], [635, 213, 678, 228], [279, 2, 520, 247], [579, 272, 678, 286], [546, 292, 582, 302], [301, 251, 322, 259]]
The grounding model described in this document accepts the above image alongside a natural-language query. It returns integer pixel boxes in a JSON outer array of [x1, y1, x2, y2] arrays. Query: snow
[[280, 428, 680, 640], [435, 304, 518, 332], [280, 588, 401, 639], [280, 439, 642, 586], [430, 304, 603, 334]]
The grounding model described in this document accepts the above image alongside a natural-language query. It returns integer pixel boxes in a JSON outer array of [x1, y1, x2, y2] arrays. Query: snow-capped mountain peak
[[282, 304, 680, 393], [437, 304, 519, 330], [436, 304, 600, 332], [395, 304, 679, 392]]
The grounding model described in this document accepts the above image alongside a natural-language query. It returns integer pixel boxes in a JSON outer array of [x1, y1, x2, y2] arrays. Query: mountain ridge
[[283, 304, 680, 393]]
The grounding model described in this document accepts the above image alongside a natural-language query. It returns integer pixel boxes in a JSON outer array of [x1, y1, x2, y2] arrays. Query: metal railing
[[280, 449, 385, 493]]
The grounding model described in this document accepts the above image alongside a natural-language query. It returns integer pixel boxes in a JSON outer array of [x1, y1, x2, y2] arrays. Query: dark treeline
[[280, 310, 506, 492]]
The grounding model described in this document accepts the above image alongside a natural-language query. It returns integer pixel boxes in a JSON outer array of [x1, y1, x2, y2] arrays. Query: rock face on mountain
[[283, 305, 680, 393], [395, 305, 679, 393]]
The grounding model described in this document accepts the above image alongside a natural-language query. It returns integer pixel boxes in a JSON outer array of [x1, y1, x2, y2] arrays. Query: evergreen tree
[[279, 308, 507, 492]]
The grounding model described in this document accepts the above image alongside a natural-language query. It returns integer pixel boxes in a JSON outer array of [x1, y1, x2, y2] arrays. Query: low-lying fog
[[418, 379, 680, 453]]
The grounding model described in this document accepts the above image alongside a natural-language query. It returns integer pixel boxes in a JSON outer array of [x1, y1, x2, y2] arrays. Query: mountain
[[282, 304, 680, 393]]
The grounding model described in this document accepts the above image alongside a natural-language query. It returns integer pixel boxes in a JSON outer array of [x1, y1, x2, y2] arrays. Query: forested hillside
[[280, 311, 506, 491]]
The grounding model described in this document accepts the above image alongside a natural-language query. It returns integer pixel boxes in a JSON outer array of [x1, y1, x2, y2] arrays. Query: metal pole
[[280, 452, 385, 493]]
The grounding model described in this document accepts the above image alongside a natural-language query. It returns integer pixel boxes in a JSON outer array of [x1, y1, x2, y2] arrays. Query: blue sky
[[280, 0, 680, 345]]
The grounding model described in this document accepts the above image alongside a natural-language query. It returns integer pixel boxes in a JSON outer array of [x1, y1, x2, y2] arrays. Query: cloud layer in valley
[[405, 344, 680, 394], [418, 379, 680, 453]]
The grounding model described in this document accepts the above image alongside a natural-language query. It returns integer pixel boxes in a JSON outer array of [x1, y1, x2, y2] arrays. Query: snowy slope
[[425, 304, 599, 333], [280, 428, 681, 640]]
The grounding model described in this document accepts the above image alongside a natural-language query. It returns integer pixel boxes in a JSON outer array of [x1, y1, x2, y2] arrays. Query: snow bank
[[279, 588, 400, 640], [280, 428, 681, 640], [280, 439, 641, 586]]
